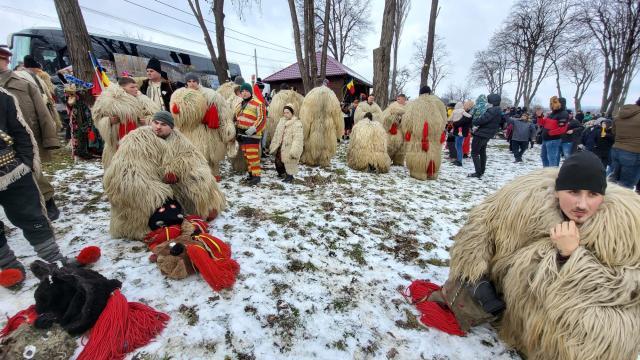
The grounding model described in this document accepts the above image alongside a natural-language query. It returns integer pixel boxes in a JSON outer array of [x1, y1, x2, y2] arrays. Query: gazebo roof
[[263, 52, 372, 86]]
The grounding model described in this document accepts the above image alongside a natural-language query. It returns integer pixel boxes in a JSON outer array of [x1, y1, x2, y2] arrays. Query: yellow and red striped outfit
[[234, 96, 267, 177]]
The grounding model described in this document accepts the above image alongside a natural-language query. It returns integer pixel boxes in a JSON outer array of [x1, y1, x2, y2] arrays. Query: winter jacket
[[592, 125, 615, 158], [612, 104, 640, 153], [0, 71, 59, 160], [539, 98, 569, 141], [472, 94, 502, 139], [234, 96, 267, 140], [562, 119, 584, 144], [453, 112, 473, 137], [269, 116, 304, 175], [506, 118, 536, 142], [140, 79, 177, 111], [581, 126, 598, 152]]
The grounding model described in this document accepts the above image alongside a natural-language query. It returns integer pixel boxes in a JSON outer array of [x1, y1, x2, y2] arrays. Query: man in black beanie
[[139, 58, 176, 111]]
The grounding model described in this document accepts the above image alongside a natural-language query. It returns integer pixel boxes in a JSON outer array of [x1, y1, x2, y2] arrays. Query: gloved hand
[[245, 126, 257, 136], [163, 172, 179, 184]]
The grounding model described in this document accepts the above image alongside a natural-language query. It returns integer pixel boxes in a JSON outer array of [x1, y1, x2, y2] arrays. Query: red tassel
[[171, 103, 180, 115], [427, 160, 436, 178], [196, 233, 232, 259], [88, 129, 96, 142], [144, 225, 182, 250], [440, 131, 446, 144], [0, 305, 37, 338], [405, 131, 411, 142], [77, 290, 169, 360], [76, 246, 101, 265], [0, 269, 24, 288], [186, 245, 239, 291], [117, 120, 137, 139], [421, 122, 430, 152], [405, 280, 465, 336], [389, 123, 398, 135], [203, 104, 220, 129], [185, 215, 209, 233]]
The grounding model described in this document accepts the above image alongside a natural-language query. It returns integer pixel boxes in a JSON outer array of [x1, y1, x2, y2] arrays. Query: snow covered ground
[[1, 140, 542, 360]]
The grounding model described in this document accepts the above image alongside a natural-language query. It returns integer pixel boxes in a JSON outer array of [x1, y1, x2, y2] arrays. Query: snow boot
[[0, 243, 26, 288]]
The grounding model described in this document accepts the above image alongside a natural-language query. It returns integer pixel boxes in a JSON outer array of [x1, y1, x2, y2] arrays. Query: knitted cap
[[555, 151, 607, 195], [419, 86, 431, 95], [23, 55, 41, 69], [146, 58, 162, 73], [184, 72, 199, 83], [240, 83, 253, 95], [153, 111, 175, 128], [233, 76, 245, 85]]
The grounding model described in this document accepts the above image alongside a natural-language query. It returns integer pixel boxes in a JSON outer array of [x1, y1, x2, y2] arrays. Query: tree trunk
[[188, 0, 228, 84], [53, 0, 95, 105], [389, 2, 401, 100], [288, 0, 310, 93], [319, 0, 331, 82], [372, 0, 396, 108], [213, 0, 229, 82], [553, 60, 562, 98], [306, 0, 318, 88], [420, 0, 438, 89]]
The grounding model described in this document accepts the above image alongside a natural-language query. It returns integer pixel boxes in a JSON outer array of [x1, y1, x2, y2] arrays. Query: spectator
[[591, 120, 615, 167], [609, 96, 640, 189], [506, 112, 536, 163], [538, 96, 569, 167], [561, 116, 584, 158], [468, 93, 502, 179]]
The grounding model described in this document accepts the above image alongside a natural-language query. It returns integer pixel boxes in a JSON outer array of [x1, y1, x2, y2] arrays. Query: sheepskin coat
[[299, 86, 344, 167], [266, 90, 304, 147], [198, 86, 236, 173], [269, 116, 304, 175], [92, 85, 144, 169], [354, 101, 383, 124], [136, 92, 161, 125], [103, 126, 226, 241], [216, 81, 238, 102], [347, 119, 391, 173], [449, 169, 640, 360], [401, 94, 447, 180], [381, 101, 406, 165]]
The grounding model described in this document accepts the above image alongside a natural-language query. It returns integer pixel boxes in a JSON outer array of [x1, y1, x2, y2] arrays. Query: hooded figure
[[92, 85, 145, 169], [103, 119, 227, 241], [265, 89, 304, 148], [298, 86, 344, 167], [170, 87, 235, 180], [401, 93, 448, 180], [446, 154, 640, 360], [380, 101, 406, 165], [538, 96, 569, 167], [269, 104, 304, 182], [354, 96, 383, 124], [469, 93, 502, 178], [347, 112, 391, 172]]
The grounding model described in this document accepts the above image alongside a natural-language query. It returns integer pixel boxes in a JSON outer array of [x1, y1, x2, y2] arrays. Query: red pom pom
[[76, 246, 101, 265], [405, 131, 412, 142], [149, 253, 158, 263], [0, 269, 24, 288], [389, 123, 398, 135], [171, 103, 180, 114], [206, 209, 218, 222]]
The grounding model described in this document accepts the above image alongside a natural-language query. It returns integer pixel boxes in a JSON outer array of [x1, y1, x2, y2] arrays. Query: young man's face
[[0, 58, 9, 71], [397, 96, 406, 105], [556, 190, 604, 224], [240, 89, 252, 99], [367, 95, 374, 104], [146, 69, 161, 81], [186, 80, 199, 90], [122, 82, 138, 96], [151, 119, 173, 138]]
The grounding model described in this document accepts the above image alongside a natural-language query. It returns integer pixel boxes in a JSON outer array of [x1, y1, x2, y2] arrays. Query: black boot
[[247, 176, 261, 186], [468, 172, 482, 179], [46, 198, 60, 221], [453, 160, 463, 166], [283, 175, 294, 183], [241, 174, 253, 184]]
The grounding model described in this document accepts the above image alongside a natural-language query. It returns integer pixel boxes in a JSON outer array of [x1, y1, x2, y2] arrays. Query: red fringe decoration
[[171, 103, 180, 115], [144, 225, 182, 250], [77, 290, 169, 360], [421, 122, 430, 152], [76, 246, 101, 265], [196, 233, 232, 259], [0, 305, 37, 338], [405, 280, 465, 336], [186, 245, 238, 291], [405, 131, 411, 142], [389, 123, 398, 135], [0, 269, 24, 288], [253, 84, 266, 103], [427, 160, 436, 178], [440, 131, 446, 144], [185, 215, 209, 233], [203, 104, 220, 129], [117, 119, 137, 139]]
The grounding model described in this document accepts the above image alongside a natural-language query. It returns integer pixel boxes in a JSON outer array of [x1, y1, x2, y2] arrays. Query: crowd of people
[[1, 42, 640, 359]]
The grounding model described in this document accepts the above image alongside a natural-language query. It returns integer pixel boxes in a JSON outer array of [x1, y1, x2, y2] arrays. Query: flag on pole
[[346, 79, 355, 95], [89, 52, 110, 96]]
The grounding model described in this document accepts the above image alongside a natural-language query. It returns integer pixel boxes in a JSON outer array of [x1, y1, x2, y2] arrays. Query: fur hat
[[185, 72, 199, 83], [153, 110, 175, 128], [240, 83, 253, 95], [419, 86, 432, 95], [146, 58, 162, 74], [23, 55, 41, 69], [0, 45, 11, 60]]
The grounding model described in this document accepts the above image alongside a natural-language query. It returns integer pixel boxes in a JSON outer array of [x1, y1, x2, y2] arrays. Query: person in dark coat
[[591, 120, 615, 168], [538, 96, 569, 167], [468, 93, 502, 179], [0, 88, 67, 288], [506, 112, 536, 163], [139, 58, 177, 111], [561, 118, 584, 158]]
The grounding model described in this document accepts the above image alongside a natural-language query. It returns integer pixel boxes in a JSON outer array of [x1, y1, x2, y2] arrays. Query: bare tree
[[319, 0, 331, 80], [229, 0, 262, 21], [579, 0, 640, 117], [412, 35, 449, 94], [392, 67, 412, 97], [288, 0, 312, 92], [440, 84, 472, 103], [372, 0, 396, 108], [188, 0, 229, 83], [419, 0, 439, 88], [289, 0, 329, 92], [561, 48, 601, 111], [53, 0, 95, 104], [619, 52, 640, 109], [313, 0, 374, 63], [470, 44, 512, 95], [390, 0, 411, 99]]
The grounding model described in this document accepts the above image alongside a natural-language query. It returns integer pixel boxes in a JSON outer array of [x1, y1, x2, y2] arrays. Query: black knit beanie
[[23, 55, 42, 69], [419, 86, 432, 95], [555, 151, 607, 195], [146, 58, 162, 74]]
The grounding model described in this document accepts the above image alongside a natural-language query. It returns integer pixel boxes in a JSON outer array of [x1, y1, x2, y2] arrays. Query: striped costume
[[234, 97, 267, 177]]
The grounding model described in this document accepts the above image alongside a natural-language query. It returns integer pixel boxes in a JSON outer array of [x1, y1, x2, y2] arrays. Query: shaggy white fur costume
[[449, 169, 640, 360], [298, 86, 344, 167], [92, 85, 144, 169], [103, 126, 226, 241], [266, 90, 304, 147], [401, 94, 447, 180], [347, 119, 391, 173], [269, 115, 304, 175], [354, 101, 383, 124], [381, 101, 406, 165], [136, 92, 161, 125]]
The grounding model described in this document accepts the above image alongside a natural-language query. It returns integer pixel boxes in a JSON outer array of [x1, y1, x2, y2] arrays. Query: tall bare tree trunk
[[213, 0, 229, 82], [53, 0, 95, 104], [319, 0, 331, 81], [288, 0, 311, 93], [372, 0, 396, 108], [188, 0, 229, 84], [420, 0, 438, 88], [305, 0, 318, 88], [553, 60, 562, 98], [390, 0, 409, 99]]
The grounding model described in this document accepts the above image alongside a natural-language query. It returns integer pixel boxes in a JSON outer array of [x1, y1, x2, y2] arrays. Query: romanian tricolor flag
[[346, 79, 355, 95], [89, 51, 110, 96]]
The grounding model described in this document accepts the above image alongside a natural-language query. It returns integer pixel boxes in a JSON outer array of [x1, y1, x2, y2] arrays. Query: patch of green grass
[[178, 304, 199, 326], [331, 340, 348, 351], [269, 213, 290, 225], [395, 309, 422, 330], [347, 244, 367, 265], [131, 352, 173, 360], [330, 297, 354, 312], [272, 282, 291, 297], [334, 168, 347, 176], [268, 230, 278, 237], [423, 257, 450, 267], [423, 241, 436, 252], [42, 148, 74, 174], [422, 216, 434, 229], [287, 259, 318, 272]]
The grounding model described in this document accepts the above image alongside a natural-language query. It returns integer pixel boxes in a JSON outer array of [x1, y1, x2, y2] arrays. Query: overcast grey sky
[[1, 0, 638, 109]]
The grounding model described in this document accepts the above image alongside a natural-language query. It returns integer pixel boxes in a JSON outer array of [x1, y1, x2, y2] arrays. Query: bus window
[[9, 35, 31, 70]]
